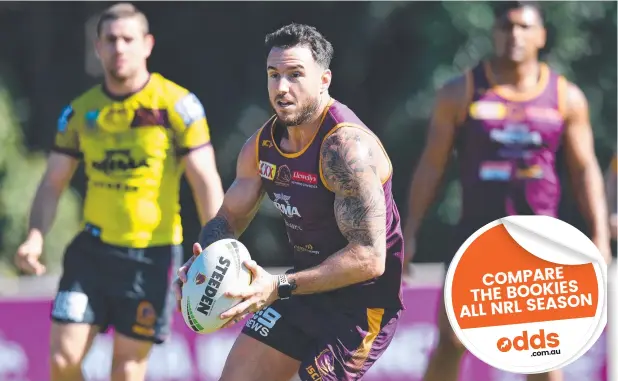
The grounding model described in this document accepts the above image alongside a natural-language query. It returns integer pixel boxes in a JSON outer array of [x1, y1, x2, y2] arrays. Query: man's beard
[[277, 97, 320, 127]]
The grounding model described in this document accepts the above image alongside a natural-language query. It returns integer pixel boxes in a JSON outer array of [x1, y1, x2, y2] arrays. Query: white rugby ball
[[181, 238, 252, 334]]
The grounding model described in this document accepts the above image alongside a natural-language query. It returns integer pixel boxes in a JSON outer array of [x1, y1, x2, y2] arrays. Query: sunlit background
[[0, 2, 615, 381]]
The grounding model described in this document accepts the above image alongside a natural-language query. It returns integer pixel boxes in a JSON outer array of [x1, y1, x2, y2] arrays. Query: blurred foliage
[[0, 75, 82, 277], [0, 1, 615, 275]]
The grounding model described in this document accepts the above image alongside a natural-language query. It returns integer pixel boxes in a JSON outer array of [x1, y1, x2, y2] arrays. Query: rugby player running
[[14, 3, 224, 381], [175, 23, 405, 381], [402, 2, 612, 381]]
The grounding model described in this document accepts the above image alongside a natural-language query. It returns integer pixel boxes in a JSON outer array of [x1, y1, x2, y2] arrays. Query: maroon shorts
[[241, 295, 401, 381]]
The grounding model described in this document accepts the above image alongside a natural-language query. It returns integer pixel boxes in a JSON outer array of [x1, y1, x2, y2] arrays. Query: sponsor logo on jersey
[[262, 140, 273, 148], [479, 161, 513, 181], [469, 101, 507, 120], [292, 171, 318, 188], [284, 220, 302, 231], [490, 124, 543, 147], [131, 108, 169, 128], [525, 106, 563, 123], [57, 105, 74, 133], [275, 164, 292, 187], [259, 160, 277, 180], [515, 164, 544, 179], [196, 256, 231, 316], [175, 93, 206, 127], [85, 110, 100, 129], [294, 244, 320, 255], [505, 104, 527, 122], [91, 150, 149, 178], [272, 192, 301, 218], [91, 182, 139, 192]]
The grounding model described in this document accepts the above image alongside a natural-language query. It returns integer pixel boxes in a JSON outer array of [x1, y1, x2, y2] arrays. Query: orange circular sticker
[[444, 215, 607, 374]]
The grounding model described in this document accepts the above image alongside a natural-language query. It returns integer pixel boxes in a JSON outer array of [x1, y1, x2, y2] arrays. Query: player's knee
[[435, 327, 467, 356], [50, 351, 82, 381], [110, 357, 148, 379]]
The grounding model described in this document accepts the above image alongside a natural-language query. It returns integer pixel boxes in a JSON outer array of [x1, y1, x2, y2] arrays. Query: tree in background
[[0, 76, 82, 277], [0, 1, 614, 274]]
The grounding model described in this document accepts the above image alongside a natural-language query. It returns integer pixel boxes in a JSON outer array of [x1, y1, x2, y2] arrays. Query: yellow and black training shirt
[[53, 73, 211, 248]]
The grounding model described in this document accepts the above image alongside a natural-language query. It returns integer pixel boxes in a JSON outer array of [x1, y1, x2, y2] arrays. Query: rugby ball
[[181, 238, 252, 334]]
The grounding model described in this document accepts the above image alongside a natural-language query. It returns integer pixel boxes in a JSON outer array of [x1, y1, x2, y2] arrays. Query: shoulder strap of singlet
[[557, 74, 569, 119], [457, 67, 476, 125], [254, 115, 277, 170], [473, 61, 492, 93]]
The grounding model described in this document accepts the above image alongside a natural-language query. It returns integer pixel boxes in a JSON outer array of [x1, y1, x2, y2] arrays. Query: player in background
[[401, 2, 611, 381], [175, 23, 405, 381], [13, 3, 224, 381]]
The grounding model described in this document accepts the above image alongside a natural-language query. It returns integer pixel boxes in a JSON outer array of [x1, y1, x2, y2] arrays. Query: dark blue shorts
[[50, 232, 183, 344], [241, 295, 401, 381]]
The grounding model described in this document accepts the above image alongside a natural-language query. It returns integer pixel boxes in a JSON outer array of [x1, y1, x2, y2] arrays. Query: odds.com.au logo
[[444, 216, 607, 374], [497, 329, 560, 357]]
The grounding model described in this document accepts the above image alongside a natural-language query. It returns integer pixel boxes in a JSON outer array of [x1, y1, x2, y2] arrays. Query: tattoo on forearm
[[321, 129, 387, 253], [198, 215, 235, 249]]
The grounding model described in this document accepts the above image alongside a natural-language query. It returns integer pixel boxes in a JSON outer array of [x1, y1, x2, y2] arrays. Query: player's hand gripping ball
[[179, 239, 252, 334]]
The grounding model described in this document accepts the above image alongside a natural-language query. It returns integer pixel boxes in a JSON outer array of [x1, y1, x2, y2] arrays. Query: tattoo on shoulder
[[198, 215, 235, 249], [320, 129, 387, 251]]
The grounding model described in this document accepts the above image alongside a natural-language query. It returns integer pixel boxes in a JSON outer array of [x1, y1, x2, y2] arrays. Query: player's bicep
[[563, 83, 596, 173], [171, 92, 211, 155], [321, 129, 386, 252], [52, 105, 82, 158]]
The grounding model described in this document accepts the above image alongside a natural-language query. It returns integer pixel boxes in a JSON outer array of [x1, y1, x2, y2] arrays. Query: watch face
[[278, 283, 291, 298]]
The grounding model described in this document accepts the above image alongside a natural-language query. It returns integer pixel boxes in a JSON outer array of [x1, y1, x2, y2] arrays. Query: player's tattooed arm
[[287, 127, 387, 295], [326, 129, 387, 254]]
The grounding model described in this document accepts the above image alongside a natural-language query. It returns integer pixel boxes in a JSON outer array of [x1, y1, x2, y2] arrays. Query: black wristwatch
[[277, 274, 293, 300]]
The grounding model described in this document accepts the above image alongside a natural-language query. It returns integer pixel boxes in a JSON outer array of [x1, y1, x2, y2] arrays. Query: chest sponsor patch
[[525, 107, 563, 124], [479, 161, 513, 181], [469, 101, 507, 121], [292, 171, 318, 187], [259, 160, 277, 180], [515, 164, 544, 180]]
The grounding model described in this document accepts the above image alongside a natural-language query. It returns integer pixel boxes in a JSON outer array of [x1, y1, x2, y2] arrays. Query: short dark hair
[[265, 23, 334, 69], [96, 3, 149, 37], [493, 1, 544, 24]]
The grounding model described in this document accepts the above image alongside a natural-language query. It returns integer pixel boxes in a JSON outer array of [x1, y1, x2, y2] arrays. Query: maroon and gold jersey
[[257, 100, 404, 309], [456, 61, 568, 230]]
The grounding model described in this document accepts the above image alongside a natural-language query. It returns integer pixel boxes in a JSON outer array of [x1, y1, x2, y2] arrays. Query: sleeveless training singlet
[[256, 99, 404, 310], [455, 61, 568, 235]]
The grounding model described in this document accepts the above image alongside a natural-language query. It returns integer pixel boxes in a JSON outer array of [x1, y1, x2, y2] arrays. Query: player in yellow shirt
[[13, 3, 225, 381]]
